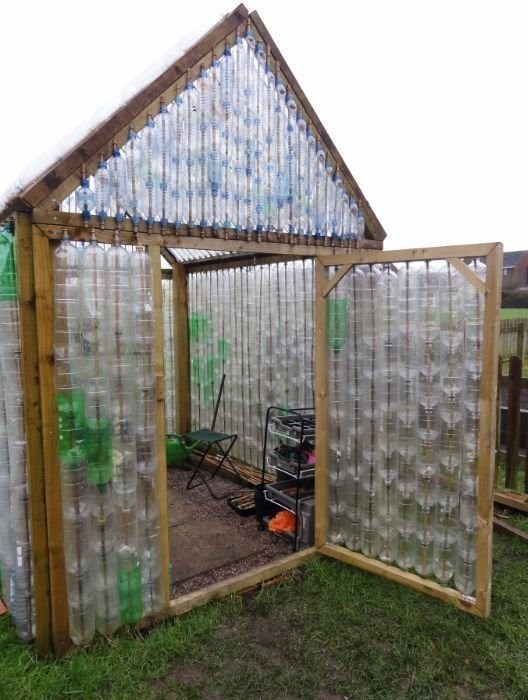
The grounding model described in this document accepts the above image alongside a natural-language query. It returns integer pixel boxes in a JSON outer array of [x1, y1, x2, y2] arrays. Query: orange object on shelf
[[268, 510, 296, 534]]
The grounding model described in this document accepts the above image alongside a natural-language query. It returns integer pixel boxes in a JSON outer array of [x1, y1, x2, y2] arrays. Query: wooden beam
[[173, 263, 191, 434], [169, 548, 315, 616], [14, 213, 52, 655], [314, 258, 329, 547], [7, 5, 249, 215], [149, 246, 171, 610], [446, 257, 486, 294], [32, 228, 71, 656], [321, 264, 354, 298], [475, 242, 503, 617], [319, 544, 482, 615], [319, 243, 499, 266], [249, 10, 386, 244]]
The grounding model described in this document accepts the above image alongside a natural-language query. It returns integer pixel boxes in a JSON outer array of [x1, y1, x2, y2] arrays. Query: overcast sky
[[0, 0, 526, 251]]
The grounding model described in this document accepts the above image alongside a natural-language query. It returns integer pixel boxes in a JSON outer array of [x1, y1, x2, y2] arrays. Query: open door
[[314, 243, 503, 617]]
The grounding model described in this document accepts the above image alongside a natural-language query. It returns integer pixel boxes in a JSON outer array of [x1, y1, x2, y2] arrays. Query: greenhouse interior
[[0, 4, 502, 657]]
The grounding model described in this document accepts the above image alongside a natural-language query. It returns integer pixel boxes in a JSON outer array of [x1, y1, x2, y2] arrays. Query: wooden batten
[[149, 246, 171, 609], [475, 243, 503, 617], [173, 263, 191, 434], [446, 257, 486, 295], [170, 548, 315, 615], [32, 227, 70, 656], [319, 242, 498, 266], [14, 213, 52, 655], [319, 544, 482, 615], [314, 258, 329, 547], [33, 210, 383, 255]]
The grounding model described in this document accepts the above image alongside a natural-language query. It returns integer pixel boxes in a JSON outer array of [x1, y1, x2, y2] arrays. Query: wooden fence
[[500, 319, 527, 364], [496, 354, 528, 492]]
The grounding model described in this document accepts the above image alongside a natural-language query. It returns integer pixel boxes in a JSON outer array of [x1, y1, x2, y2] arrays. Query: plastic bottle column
[[376, 265, 399, 563], [132, 246, 163, 615], [123, 127, 142, 228], [106, 235, 143, 624], [415, 262, 441, 577], [0, 226, 34, 641], [359, 265, 380, 557], [327, 274, 349, 545], [456, 258, 486, 595], [220, 44, 234, 229], [343, 265, 365, 551], [209, 53, 222, 230], [154, 100, 175, 227], [108, 144, 128, 224], [140, 115, 158, 226], [395, 262, 418, 570], [196, 66, 211, 229], [55, 235, 95, 645], [434, 262, 464, 585], [170, 96, 185, 229], [81, 235, 120, 635]]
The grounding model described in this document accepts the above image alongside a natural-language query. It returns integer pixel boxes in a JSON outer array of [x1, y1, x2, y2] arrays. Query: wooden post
[[149, 246, 170, 608], [173, 263, 191, 434], [32, 228, 70, 655], [314, 257, 329, 547], [14, 213, 52, 655], [495, 355, 502, 484], [505, 355, 522, 489], [475, 242, 503, 617]]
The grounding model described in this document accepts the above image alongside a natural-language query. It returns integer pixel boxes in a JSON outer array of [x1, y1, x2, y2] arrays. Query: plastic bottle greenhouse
[[0, 4, 502, 656]]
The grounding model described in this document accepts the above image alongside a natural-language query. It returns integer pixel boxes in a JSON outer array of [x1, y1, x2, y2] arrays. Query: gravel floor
[[167, 467, 291, 598]]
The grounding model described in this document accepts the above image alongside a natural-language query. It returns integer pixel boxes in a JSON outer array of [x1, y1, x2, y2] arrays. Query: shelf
[[266, 456, 315, 479]]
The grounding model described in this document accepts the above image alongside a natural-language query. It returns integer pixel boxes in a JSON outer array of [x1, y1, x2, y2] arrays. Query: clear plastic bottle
[[123, 127, 142, 226], [94, 154, 111, 225], [253, 42, 266, 236], [139, 115, 159, 225], [75, 167, 95, 223], [285, 93, 298, 234], [264, 60, 277, 233], [108, 143, 128, 223]]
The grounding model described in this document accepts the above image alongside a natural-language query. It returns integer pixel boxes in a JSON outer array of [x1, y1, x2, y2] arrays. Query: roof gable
[[1, 4, 385, 243]]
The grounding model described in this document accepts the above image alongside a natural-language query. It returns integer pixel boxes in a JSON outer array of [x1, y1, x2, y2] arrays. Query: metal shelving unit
[[258, 406, 315, 551]]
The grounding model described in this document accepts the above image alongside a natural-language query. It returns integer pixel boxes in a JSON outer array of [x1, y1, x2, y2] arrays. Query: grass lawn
[[2, 531, 528, 699], [501, 308, 528, 320]]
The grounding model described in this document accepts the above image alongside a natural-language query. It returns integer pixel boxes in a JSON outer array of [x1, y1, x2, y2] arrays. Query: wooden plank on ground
[[15, 213, 52, 655], [493, 516, 528, 543], [494, 489, 528, 514]]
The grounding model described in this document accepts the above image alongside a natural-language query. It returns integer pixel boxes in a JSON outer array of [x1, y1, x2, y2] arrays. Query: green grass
[[2, 533, 528, 699], [501, 308, 528, 320]]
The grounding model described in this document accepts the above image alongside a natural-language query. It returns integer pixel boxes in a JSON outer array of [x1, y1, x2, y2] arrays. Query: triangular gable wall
[[1, 4, 386, 244]]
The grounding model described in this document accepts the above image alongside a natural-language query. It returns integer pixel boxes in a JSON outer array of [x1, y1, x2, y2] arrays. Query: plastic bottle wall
[[0, 225, 34, 641], [162, 278, 175, 435], [54, 238, 162, 645], [187, 260, 314, 465], [61, 28, 366, 243], [327, 260, 485, 596]]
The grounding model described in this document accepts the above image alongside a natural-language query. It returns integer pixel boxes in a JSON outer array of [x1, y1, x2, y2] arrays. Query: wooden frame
[[314, 242, 503, 617]]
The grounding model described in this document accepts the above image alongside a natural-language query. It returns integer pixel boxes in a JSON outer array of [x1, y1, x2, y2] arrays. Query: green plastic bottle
[[56, 389, 86, 457], [84, 419, 113, 486], [118, 550, 143, 625]]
